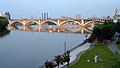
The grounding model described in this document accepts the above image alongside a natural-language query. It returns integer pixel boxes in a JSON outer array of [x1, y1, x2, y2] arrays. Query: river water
[[0, 30, 87, 68]]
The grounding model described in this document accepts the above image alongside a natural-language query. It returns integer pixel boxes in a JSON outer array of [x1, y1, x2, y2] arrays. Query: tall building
[[41, 12, 49, 19], [115, 8, 119, 16], [42, 13, 44, 19], [1, 12, 11, 20], [44, 13, 46, 19], [46, 13, 48, 19], [113, 8, 120, 21]]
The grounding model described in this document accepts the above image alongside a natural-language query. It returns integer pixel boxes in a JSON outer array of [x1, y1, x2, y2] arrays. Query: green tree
[[0, 16, 9, 26], [0, 16, 9, 30], [92, 24, 104, 37], [92, 24, 105, 42], [88, 21, 116, 43], [116, 21, 120, 33], [102, 21, 116, 40]]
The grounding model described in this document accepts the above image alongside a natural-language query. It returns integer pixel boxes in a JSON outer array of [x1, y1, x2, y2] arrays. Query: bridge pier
[[81, 19, 84, 25], [38, 20, 41, 26]]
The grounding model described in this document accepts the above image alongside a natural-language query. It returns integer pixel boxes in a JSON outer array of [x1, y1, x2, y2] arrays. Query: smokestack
[[44, 13, 46, 19], [42, 13, 44, 19], [46, 13, 48, 19]]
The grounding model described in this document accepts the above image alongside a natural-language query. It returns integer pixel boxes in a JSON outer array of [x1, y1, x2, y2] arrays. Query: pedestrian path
[[108, 42, 120, 54], [108, 33, 120, 54]]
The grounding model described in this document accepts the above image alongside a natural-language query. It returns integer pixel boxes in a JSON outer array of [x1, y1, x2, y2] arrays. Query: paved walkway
[[108, 33, 120, 54], [59, 43, 91, 68]]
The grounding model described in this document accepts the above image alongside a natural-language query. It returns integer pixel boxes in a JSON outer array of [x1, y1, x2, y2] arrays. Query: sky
[[0, 0, 120, 19]]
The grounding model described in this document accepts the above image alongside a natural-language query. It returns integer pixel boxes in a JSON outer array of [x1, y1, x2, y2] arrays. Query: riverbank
[[39, 42, 91, 68]]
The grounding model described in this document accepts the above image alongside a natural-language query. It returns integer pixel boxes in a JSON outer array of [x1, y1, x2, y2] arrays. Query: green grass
[[117, 44, 120, 50], [70, 44, 117, 68]]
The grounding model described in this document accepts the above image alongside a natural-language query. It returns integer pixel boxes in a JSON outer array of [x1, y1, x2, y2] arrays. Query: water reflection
[[0, 30, 11, 38], [7, 25, 92, 34]]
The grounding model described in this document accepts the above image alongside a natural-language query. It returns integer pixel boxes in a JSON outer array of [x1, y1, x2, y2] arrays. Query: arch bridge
[[8, 19, 106, 27]]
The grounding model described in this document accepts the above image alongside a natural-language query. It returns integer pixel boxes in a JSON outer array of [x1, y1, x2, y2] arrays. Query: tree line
[[87, 20, 120, 43]]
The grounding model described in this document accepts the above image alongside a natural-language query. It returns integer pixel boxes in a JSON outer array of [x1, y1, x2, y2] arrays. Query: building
[[61, 16, 73, 20], [0, 12, 11, 20], [76, 14, 81, 19], [87, 16, 98, 20], [102, 16, 111, 20], [41, 12, 49, 19], [0, 13, 1, 16], [113, 8, 120, 22]]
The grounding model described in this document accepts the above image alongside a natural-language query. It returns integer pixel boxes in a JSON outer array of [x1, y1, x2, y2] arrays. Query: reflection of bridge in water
[[7, 25, 92, 34], [8, 19, 108, 33]]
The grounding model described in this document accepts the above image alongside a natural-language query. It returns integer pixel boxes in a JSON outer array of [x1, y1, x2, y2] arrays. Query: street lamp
[[64, 42, 67, 53]]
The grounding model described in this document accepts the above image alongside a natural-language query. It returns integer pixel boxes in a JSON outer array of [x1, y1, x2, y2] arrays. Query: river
[[0, 30, 88, 68]]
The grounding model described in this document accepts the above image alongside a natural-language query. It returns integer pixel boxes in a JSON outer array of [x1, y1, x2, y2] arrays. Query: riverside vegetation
[[0, 16, 10, 37]]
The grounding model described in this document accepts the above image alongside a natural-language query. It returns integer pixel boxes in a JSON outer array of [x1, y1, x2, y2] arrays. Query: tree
[[0, 16, 9, 26], [88, 21, 116, 43], [116, 21, 120, 33], [102, 21, 116, 40], [0, 16, 9, 30], [92, 24, 105, 42]]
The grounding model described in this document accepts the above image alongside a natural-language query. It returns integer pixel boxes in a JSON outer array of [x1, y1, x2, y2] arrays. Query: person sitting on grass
[[94, 54, 99, 63]]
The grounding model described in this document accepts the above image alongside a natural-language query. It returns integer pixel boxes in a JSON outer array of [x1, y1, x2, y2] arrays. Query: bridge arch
[[60, 20, 81, 26], [25, 21, 39, 26], [10, 21, 23, 26], [84, 21, 94, 25], [84, 20, 104, 25], [40, 20, 58, 26], [10, 21, 24, 29]]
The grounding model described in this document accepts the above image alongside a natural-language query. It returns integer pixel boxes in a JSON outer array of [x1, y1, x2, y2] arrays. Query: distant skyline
[[0, 0, 120, 19]]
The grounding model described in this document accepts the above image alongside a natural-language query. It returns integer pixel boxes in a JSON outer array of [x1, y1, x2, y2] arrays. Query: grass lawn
[[70, 44, 117, 68], [117, 44, 120, 50]]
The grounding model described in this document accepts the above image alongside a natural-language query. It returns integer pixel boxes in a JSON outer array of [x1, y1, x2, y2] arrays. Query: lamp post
[[64, 42, 67, 53]]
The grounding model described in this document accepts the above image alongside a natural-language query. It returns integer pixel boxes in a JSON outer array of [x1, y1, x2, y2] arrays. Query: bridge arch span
[[84, 21, 94, 25], [82, 21, 94, 27], [25, 21, 39, 26], [60, 20, 81, 26], [10, 21, 24, 26], [10, 21, 24, 29], [40, 20, 58, 26]]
